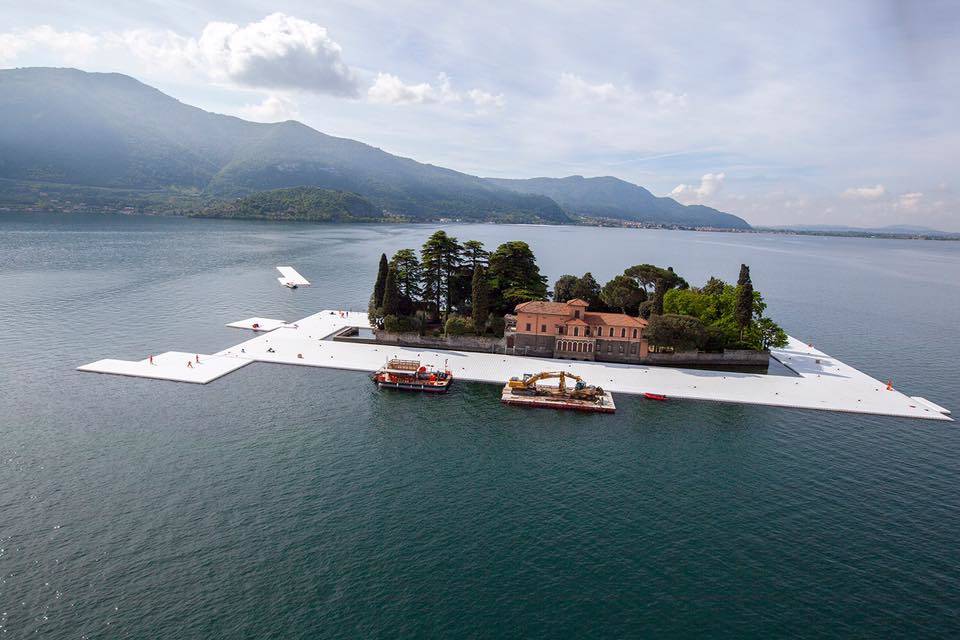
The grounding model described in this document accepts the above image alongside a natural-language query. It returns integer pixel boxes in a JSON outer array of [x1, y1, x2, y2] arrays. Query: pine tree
[[471, 265, 490, 334], [381, 266, 401, 317], [735, 263, 754, 336], [462, 240, 489, 270], [420, 230, 462, 321], [373, 253, 389, 307]]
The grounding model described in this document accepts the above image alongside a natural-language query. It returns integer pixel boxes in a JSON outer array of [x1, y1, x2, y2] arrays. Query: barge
[[501, 371, 615, 413]]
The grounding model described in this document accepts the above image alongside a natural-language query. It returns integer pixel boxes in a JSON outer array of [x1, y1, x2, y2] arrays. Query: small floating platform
[[500, 384, 616, 413], [276, 266, 310, 288], [225, 317, 288, 331]]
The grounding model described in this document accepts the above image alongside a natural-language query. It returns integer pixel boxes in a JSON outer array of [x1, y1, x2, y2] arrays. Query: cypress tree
[[735, 263, 754, 334], [373, 253, 389, 307], [382, 266, 401, 317], [471, 265, 490, 334]]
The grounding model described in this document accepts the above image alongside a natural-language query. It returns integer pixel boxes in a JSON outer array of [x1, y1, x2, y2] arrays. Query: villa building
[[512, 299, 648, 363]]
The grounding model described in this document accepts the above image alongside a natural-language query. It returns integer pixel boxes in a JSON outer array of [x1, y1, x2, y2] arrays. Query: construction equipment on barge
[[371, 358, 452, 393], [501, 371, 615, 413]]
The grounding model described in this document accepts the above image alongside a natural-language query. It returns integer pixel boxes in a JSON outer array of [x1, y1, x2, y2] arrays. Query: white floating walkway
[[78, 352, 251, 384], [78, 310, 951, 421]]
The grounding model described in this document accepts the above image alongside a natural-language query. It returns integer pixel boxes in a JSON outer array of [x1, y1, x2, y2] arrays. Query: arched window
[[609, 327, 614, 337], [573, 327, 579, 337], [632, 328, 638, 338]]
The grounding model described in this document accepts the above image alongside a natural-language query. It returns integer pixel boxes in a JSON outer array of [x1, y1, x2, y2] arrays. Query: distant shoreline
[[2, 207, 957, 240]]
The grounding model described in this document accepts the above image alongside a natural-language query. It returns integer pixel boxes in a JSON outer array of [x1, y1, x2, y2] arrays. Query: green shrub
[[383, 314, 420, 333], [444, 314, 476, 336]]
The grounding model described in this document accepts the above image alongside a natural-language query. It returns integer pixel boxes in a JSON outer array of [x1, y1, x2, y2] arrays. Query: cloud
[[559, 73, 623, 102], [368, 72, 504, 110], [0, 26, 99, 64], [670, 172, 726, 203], [842, 184, 886, 199], [368, 72, 457, 105], [467, 88, 506, 110], [119, 13, 359, 96], [196, 14, 358, 96], [238, 94, 300, 122], [558, 73, 687, 108], [896, 192, 924, 210]]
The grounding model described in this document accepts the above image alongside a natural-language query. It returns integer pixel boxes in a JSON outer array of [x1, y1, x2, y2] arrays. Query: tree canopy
[[600, 275, 646, 314], [471, 265, 490, 332], [663, 274, 786, 350], [553, 275, 579, 302], [488, 241, 548, 313], [645, 314, 707, 352], [624, 264, 687, 315]]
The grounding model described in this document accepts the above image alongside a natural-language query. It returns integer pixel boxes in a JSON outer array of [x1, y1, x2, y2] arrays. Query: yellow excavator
[[507, 371, 605, 401]]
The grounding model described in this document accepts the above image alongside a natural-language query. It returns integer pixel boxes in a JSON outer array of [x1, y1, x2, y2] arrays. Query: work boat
[[371, 359, 452, 393]]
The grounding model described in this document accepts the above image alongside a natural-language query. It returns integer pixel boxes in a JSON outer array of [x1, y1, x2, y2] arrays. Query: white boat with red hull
[[371, 359, 453, 393]]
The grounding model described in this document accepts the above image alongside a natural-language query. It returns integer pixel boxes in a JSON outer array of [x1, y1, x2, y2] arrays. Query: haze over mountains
[[0, 68, 750, 228]]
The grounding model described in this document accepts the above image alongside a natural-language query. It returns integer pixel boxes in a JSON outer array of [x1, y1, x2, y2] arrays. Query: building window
[[607, 344, 612, 353], [632, 329, 638, 338], [525, 323, 531, 331], [588, 343, 593, 352], [621, 328, 626, 338], [573, 327, 579, 337], [558, 326, 565, 335], [541, 324, 546, 333], [574, 309, 581, 319], [609, 327, 614, 337], [619, 343, 624, 353], [585, 327, 591, 336]]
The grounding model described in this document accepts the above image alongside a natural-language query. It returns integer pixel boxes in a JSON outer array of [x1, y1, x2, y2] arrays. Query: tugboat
[[371, 358, 452, 393]]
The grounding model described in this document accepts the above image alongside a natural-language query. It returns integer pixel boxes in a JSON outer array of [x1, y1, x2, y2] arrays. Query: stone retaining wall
[[373, 330, 508, 353], [641, 349, 770, 367]]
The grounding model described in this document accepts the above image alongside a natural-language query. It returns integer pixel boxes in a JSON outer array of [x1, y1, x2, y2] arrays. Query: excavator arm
[[508, 371, 584, 391]]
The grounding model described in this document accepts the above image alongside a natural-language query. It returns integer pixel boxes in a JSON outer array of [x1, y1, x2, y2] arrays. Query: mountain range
[[0, 67, 750, 229]]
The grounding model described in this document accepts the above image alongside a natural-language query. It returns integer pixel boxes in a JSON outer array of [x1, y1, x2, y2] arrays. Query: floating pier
[[276, 266, 310, 288], [77, 310, 952, 421]]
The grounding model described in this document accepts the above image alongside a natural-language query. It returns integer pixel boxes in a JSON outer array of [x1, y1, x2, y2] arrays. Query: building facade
[[512, 299, 649, 363]]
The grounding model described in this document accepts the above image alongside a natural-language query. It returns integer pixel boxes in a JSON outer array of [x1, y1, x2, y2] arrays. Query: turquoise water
[[1, 213, 959, 638]]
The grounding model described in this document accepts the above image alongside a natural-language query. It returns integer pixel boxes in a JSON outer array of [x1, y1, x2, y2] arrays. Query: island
[[355, 231, 788, 370]]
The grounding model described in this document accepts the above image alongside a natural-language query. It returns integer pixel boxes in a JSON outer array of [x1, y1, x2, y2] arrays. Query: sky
[[1, 0, 958, 229]]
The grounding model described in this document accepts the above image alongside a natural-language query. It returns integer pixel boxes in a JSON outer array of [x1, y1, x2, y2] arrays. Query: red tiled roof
[[514, 300, 571, 315], [564, 317, 589, 326], [567, 298, 589, 306], [584, 311, 647, 328]]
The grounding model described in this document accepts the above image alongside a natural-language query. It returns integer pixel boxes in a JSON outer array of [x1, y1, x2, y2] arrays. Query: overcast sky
[[1, 0, 957, 229]]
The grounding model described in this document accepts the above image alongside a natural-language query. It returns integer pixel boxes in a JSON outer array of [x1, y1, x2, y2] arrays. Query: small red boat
[[643, 392, 668, 401]]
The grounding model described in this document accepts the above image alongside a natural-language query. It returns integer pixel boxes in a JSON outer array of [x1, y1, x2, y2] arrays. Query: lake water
[[1, 212, 959, 638]]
